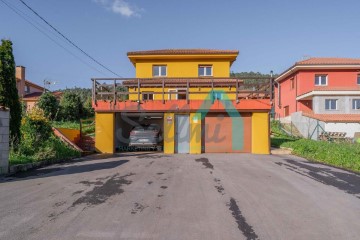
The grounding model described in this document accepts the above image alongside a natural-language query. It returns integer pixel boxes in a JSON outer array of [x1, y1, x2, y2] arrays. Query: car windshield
[[132, 125, 159, 131]]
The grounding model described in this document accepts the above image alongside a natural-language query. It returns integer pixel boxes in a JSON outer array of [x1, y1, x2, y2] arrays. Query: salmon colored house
[[16, 66, 45, 110], [92, 49, 272, 154], [274, 57, 360, 139]]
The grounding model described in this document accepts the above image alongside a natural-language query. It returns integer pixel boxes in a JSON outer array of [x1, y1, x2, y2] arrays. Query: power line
[[0, 0, 107, 76], [18, 0, 122, 77]]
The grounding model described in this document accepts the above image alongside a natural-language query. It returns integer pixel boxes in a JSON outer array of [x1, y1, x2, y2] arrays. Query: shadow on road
[[1, 157, 129, 182], [275, 158, 360, 198]]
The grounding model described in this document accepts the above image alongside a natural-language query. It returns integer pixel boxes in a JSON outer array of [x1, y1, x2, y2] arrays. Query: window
[[353, 99, 360, 110], [198, 65, 212, 77], [24, 85, 30, 93], [290, 78, 295, 90], [177, 89, 187, 100], [284, 106, 289, 117], [153, 65, 167, 77], [168, 89, 187, 100], [168, 89, 177, 100], [142, 92, 153, 101], [325, 99, 337, 110], [315, 75, 327, 86], [357, 75, 360, 85]]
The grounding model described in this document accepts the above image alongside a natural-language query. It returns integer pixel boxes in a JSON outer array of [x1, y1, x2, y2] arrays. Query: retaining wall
[[0, 108, 10, 174]]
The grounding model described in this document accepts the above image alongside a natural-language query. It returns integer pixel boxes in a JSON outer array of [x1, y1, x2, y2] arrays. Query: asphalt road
[[0, 153, 359, 240]]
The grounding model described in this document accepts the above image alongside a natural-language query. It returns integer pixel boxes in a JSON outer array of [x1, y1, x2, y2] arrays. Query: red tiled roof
[[297, 57, 360, 65], [127, 49, 239, 56], [123, 78, 242, 86], [23, 91, 63, 100], [276, 57, 360, 82], [23, 92, 42, 100], [303, 111, 360, 123]]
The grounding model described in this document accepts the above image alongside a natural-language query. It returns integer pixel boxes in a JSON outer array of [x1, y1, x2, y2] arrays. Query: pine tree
[[0, 40, 22, 144]]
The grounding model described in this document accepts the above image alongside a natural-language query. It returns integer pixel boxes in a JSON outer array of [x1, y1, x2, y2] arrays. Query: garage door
[[204, 113, 252, 153]]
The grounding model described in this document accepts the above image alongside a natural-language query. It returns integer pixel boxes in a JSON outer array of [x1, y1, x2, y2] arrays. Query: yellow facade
[[134, 59, 231, 78], [163, 113, 175, 154], [251, 112, 270, 154], [56, 128, 80, 143], [94, 49, 270, 155], [95, 112, 115, 153], [190, 113, 202, 154]]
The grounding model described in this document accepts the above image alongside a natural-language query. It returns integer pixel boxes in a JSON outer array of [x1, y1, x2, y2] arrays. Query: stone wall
[[0, 108, 10, 174]]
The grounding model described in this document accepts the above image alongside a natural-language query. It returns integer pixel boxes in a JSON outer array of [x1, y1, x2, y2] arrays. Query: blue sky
[[1, 0, 360, 90]]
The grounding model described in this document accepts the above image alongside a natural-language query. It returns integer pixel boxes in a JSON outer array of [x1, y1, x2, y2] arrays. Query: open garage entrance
[[115, 112, 164, 152]]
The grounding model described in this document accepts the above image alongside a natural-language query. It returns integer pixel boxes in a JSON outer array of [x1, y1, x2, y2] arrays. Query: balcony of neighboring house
[[91, 77, 273, 112]]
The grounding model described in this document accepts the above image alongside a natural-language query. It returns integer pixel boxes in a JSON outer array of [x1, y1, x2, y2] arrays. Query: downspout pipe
[[273, 80, 281, 109]]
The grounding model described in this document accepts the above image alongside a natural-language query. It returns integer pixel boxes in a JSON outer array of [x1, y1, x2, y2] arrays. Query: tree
[[0, 40, 22, 143], [59, 91, 83, 121], [37, 92, 59, 120], [58, 87, 94, 118]]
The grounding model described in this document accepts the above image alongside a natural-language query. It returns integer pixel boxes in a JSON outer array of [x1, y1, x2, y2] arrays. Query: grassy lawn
[[271, 121, 360, 173], [9, 136, 81, 166], [52, 121, 80, 129]]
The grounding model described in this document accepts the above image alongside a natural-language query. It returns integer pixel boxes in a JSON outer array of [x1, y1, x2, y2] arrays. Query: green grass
[[52, 120, 95, 135], [271, 121, 360, 173], [9, 136, 81, 166], [52, 121, 80, 130]]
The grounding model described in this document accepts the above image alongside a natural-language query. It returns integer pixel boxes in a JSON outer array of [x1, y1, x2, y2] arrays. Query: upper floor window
[[315, 75, 327, 86], [198, 65, 212, 77], [353, 99, 360, 110], [153, 65, 167, 77], [357, 74, 360, 85], [325, 99, 337, 110], [290, 78, 295, 90]]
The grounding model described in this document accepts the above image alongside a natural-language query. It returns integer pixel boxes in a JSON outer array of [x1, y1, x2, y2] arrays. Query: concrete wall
[[291, 111, 325, 140], [0, 109, 10, 174], [314, 95, 360, 114], [325, 122, 360, 138]]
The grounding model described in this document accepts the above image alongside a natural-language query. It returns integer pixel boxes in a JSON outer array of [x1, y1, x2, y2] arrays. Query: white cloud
[[93, 0, 142, 17]]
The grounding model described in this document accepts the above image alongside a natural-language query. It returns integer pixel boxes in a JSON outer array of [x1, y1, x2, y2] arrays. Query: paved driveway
[[0, 153, 359, 240]]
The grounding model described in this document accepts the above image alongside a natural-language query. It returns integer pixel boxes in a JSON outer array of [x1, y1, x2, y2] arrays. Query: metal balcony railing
[[91, 77, 273, 105]]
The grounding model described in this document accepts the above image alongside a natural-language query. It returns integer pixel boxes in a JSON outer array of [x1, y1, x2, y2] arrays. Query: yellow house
[[93, 49, 272, 154]]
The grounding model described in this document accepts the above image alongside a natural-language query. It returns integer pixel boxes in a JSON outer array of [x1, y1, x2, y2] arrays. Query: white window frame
[[168, 88, 187, 100], [168, 89, 178, 100], [325, 99, 337, 110], [142, 92, 154, 101], [315, 75, 328, 86], [153, 65, 167, 77], [198, 65, 213, 77], [352, 99, 360, 110]]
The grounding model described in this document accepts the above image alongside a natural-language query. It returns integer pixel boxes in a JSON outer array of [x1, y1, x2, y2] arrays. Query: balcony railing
[[92, 77, 273, 105]]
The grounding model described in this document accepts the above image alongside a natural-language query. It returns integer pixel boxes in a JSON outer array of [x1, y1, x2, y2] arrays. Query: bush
[[37, 92, 59, 120], [20, 107, 52, 155], [59, 92, 83, 121], [10, 107, 81, 165]]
